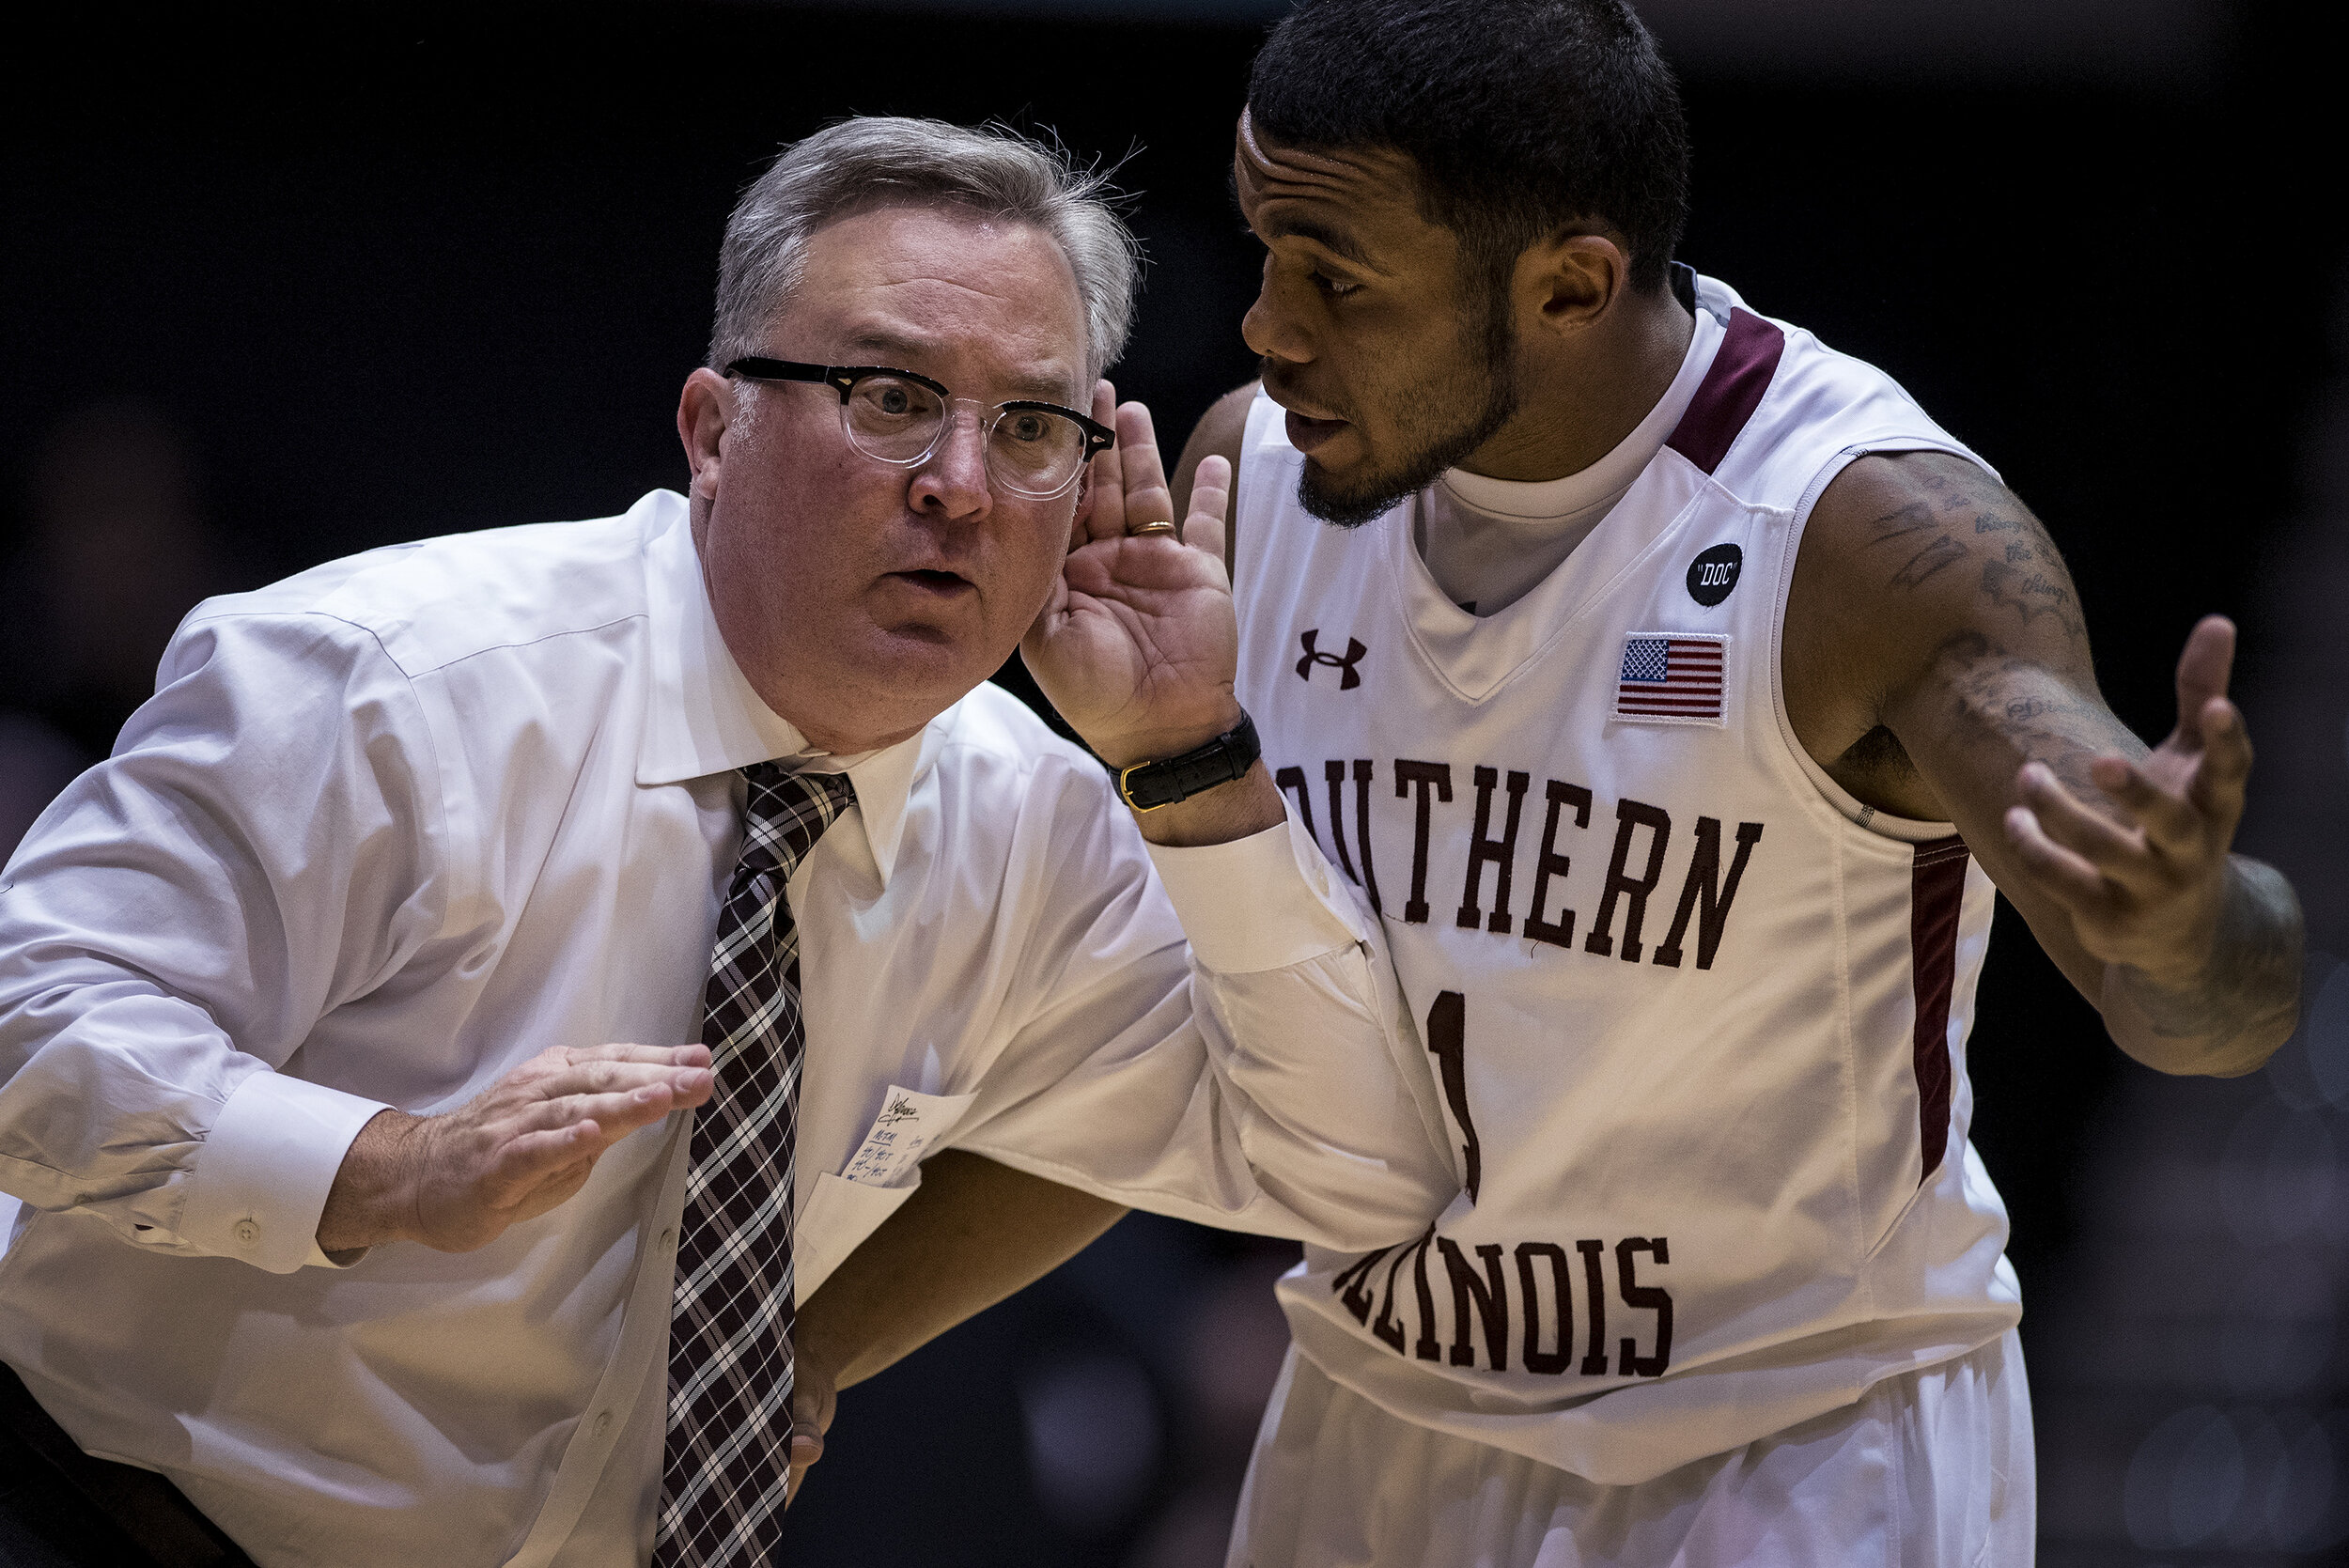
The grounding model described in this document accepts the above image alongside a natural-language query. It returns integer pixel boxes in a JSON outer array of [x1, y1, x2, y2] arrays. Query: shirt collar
[[635, 489, 929, 887]]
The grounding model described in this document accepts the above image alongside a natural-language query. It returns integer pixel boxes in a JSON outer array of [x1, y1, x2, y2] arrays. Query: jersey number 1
[[1426, 991, 1483, 1202]]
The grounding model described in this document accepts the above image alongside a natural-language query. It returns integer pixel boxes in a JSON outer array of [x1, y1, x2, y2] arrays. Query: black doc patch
[[1687, 543, 1742, 607]]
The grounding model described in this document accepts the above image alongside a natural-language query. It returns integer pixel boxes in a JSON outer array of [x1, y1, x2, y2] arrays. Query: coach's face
[[1234, 116, 1521, 527], [678, 205, 1091, 753]]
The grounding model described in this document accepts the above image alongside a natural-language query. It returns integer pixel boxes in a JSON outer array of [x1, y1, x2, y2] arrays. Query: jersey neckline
[[1383, 303, 1730, 704]]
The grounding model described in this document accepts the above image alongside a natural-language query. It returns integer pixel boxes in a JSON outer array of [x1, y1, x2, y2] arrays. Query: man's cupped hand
[[1022, 382, 1242, 770]]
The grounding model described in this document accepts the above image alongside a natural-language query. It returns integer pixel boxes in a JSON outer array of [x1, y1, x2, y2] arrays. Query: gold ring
[[1129, 520, 1179, 537]]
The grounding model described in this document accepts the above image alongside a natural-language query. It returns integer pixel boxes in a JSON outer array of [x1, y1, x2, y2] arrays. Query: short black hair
[[1247, 0, 1690, 296]]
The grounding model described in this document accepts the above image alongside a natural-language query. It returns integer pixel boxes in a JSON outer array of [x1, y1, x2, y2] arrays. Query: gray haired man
[[0, 117, 1450, 1567]]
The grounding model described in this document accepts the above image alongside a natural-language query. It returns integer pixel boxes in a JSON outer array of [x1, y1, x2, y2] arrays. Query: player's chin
[[1298, 451, 1413, 530]]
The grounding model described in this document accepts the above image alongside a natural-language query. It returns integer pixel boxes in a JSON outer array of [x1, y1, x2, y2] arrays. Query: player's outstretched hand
[[316, 1043, 714, 1254], [2002, 614, 2250, 987], [1022, 380, 1243, 769]]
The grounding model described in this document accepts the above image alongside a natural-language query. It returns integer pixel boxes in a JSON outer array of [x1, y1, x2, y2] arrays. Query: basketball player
[[1019, 1, 2307, 1560]]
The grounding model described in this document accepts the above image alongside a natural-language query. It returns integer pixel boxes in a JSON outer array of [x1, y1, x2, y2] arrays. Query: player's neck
[[1454, 287, 1694, 486]]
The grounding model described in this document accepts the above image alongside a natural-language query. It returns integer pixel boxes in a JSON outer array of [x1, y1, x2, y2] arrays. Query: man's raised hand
[[1023, 382, 1242, 769], [316, 1043, 714, 1254]]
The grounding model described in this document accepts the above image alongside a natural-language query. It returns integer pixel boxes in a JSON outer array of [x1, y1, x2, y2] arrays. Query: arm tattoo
[[1968, 497, 2087, 641], [1861, 500, 1968, 589], [2117, 861, 2306, 1058], [1979, 557, 2087, 640], [1934, 632, 2138, 802]]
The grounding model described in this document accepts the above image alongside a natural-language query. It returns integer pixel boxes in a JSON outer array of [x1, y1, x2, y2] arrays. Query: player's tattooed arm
[[1787, 451, 2304, 1078]]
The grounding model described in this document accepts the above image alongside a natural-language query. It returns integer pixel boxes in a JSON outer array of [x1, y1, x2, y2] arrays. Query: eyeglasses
[[726, 357, 1113, 500]]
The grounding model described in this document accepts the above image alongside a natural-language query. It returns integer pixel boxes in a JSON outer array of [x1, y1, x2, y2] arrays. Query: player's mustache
[[1258, 358, 1348, 425]]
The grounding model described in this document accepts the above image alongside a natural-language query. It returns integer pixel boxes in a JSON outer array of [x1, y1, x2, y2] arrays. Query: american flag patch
[[1614, 633, 1728, 724]]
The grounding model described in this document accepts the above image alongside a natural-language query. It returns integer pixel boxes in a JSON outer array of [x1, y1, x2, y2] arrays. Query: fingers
[[784, 1362, 833, 1510], [473, 1056, 715, 1209], [2018, 762, 2146, 870], [532, 1048, 715, 1110], [2085, 753, 2198, 852], [2171, 614, 2235, 750], [1184, 454, 1233, 566], [788, 1421, 825, 1481], [561, 1080, 703, 1134], [2004, 802, 2114, 914], [1080, 388, 1185, 545], [1114, 401, 1176, 532], [1081, 380, 1127, 545], [413, 1045, 721, 1250], [554, 1043, 712, 1070], [2186, 694, 2253, 825], [478, 1092, 666, 1210]]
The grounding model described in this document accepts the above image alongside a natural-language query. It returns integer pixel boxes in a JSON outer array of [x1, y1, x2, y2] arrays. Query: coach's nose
[[909, 401, 993, 523]]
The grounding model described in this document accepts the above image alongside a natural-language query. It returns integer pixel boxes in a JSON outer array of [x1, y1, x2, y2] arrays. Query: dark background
[[2, 2, 2341, 1562]]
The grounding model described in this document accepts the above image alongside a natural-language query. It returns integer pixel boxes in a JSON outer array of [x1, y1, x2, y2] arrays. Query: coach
[[0, 117, 1448, 1568]]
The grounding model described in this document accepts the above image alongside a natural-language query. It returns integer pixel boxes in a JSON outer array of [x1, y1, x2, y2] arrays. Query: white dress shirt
[[0, 490, 1454, 1568]]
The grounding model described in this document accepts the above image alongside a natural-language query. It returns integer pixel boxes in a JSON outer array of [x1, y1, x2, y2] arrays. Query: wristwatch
[[1114, 712, 1262, 813]]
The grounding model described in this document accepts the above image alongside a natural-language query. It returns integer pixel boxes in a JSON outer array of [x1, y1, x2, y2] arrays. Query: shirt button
[[232, 1219, 260, 1247], [593, 1410, 614, 1437], [658, 1228, 676, 1250]]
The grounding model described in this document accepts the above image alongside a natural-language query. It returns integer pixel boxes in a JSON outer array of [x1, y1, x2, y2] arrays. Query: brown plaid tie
[[655, 761, 855, 1567]]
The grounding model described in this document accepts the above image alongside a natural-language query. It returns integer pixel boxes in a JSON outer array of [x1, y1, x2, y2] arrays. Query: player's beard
[[1293, 291, 1522, 529]]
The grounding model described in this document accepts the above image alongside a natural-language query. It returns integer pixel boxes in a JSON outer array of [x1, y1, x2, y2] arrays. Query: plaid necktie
[[656, 761, 856, 1567]]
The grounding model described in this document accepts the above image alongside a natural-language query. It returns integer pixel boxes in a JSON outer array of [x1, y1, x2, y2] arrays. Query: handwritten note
[[839, 1084, 973, 1188]]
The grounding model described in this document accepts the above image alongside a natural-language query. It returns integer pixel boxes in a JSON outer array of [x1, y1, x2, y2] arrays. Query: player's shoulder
[[1690, 275, 1979, 507], [1196, 380, 1261, 462], [1175, 380, 1268, 564], [179, 490, 678, 677]]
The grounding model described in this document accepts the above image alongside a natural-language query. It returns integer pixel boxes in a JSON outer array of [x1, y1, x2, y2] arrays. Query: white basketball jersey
[[1235, 272, 2023, 1487]]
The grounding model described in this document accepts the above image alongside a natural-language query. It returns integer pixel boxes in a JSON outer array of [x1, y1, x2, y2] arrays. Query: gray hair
[[710, 116, 1140, 384]]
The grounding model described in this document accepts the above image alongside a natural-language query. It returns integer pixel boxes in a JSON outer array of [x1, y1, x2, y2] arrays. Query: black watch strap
[[1114, 712, 1261, 813]]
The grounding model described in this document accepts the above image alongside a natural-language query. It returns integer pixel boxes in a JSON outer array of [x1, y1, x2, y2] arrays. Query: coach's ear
[[677, 368, 738, 504]]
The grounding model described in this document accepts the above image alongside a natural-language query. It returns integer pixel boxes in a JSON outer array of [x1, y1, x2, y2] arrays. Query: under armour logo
[[1296, 629, 1367, 690]]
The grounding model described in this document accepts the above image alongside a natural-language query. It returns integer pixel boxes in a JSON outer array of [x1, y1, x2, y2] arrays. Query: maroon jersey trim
[[1908, 835, 1970, 1185], [1665, 307, 1787, 476]]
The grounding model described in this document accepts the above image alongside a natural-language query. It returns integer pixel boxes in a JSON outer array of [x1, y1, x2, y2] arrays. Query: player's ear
[[1517, 232, 1629, 340]]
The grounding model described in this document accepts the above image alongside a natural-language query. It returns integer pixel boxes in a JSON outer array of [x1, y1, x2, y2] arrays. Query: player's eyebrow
[[1260, 215, 1379, 271]]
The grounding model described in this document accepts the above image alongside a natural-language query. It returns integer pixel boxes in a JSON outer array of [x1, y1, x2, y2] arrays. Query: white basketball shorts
[[1225, 1330, 2033, 1567]]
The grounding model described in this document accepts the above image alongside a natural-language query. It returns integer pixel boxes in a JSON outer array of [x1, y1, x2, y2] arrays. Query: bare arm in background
[[785, 1152, 1127, 1501]]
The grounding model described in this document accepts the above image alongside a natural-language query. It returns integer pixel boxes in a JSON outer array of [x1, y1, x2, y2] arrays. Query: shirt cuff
[[1144, 813, 1370, 975], [178, 1069, 391, 1274]]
